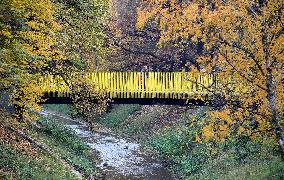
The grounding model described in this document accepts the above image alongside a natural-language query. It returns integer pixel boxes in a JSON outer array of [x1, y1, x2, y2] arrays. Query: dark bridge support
[[40, 97, 209, 106]]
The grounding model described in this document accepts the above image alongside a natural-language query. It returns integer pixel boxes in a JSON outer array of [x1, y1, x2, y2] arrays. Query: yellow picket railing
[[39, 72, 216, 99]]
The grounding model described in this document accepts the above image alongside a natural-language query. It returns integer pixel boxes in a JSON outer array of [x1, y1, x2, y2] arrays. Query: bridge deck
[[39, 72, 217, 104]]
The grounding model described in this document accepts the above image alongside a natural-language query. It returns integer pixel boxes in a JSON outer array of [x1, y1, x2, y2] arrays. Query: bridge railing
[[39, 72, 217, 99]]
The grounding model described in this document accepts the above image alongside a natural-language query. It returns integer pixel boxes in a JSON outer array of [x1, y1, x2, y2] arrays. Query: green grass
[[148, 123, 284, 180], [98, 104, 164, 139], [98, 104, 141, 129], [42, 104, 72, 115], [33, 117, 97, 177], [0, 109, 100, 179], [124, 114, 154, 136], [0, 142, 77, 180]]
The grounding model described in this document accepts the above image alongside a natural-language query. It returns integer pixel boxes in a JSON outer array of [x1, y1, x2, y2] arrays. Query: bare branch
[[220, 38, 266, 77], [222, 50, 267, 91]]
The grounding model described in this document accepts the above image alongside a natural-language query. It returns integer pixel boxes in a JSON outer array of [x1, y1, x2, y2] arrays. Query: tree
[[0, 0, 62, 120], [53, 0, 110, 72], [105, 0, 201, 71], [137, 0, 283, 144], [49, 0, 111, 125]]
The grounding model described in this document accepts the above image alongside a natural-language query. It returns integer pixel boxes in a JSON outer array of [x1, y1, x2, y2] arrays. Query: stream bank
[[0, 109, 97, 179], [41, 110, 173, 180], [42, 104, 284, 179], [96, 104, 284, 179]]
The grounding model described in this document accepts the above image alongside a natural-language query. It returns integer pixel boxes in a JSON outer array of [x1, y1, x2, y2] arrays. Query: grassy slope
[[0, 143, 77, 180], [0, 109, 100, 179], [98, 104, 141, 130], [43, 104, 72, 115], [32, 117, 99, 177], [97, 104, 284, 180], [149, 125, 284, 180]]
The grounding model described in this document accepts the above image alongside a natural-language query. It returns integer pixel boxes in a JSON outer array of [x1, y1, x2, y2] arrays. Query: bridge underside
[[41, 97, 210, 106]]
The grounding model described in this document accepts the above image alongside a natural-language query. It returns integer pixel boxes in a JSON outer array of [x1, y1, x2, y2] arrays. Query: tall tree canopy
[[0, 0, 62, 89], [54, 0, 110, 72], [0, 0, 62, 119], [137, 0, 284, 143], [0, 0, 110, 120], [105, 0, 200, 71]]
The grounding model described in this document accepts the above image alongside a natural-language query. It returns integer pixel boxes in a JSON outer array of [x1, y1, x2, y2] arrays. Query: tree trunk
[[262, 26, 284, 150], [266, 69, 280, 133], [266, 77, 284, 151]]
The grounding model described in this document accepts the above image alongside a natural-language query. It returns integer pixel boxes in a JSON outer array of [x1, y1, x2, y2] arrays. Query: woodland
[[0, 0, 283, 179]]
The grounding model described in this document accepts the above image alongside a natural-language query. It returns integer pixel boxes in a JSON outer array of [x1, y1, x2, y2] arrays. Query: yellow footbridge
[[40, 72, 217, 105]]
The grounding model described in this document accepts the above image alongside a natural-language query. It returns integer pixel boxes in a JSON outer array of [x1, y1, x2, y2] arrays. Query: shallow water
[[42, 111, 173, 180]]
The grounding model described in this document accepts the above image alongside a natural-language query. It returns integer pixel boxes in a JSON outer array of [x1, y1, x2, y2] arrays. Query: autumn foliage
[[0, 0, 63, 120], [70, 74, 110, 127], [1, 0, 283, 146], [137, 0, 283, 143], [0, 0, 110, 121]]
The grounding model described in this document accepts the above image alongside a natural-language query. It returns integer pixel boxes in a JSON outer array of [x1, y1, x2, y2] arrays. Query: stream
[[41, 111, 173, 180]]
